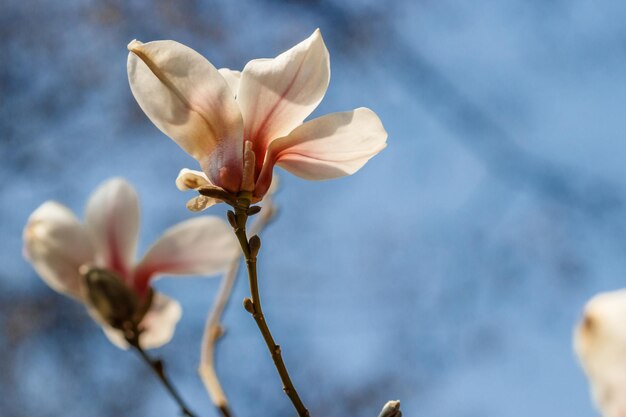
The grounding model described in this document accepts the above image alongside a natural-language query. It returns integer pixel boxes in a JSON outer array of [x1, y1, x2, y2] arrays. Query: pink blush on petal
[[201, 153, 242, 194]]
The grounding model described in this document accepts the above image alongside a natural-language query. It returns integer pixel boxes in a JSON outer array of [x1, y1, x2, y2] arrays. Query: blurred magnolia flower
[[127, 29, 387, 210], [23, 178, 238, 349], [575, 289, 626, 417]]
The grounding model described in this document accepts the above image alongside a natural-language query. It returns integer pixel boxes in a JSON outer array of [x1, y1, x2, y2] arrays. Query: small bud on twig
[[243, 297, 255, 314], [249, 235, 261, 258], [378, 400, 401, 417], [247, 206, 262, 216], [227, 210, 237, 228]]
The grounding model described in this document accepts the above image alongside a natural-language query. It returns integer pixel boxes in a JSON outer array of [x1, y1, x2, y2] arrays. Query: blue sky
[[3, 1, 626, 416]]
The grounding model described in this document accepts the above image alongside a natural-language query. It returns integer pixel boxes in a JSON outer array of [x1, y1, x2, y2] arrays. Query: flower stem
[[200, 195, 277, 417], [231, 198, 310, 417], [128, 337, 198, 417]]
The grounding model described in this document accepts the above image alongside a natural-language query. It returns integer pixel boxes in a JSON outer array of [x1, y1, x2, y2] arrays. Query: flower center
[[240, 140, 256, 192], [80, 266, 153, 336]]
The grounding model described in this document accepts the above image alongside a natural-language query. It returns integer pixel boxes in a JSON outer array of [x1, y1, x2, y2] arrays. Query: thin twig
[[230, 193, 309, 417], [199, 195, 277, 417], [130, 339, 197, 417]]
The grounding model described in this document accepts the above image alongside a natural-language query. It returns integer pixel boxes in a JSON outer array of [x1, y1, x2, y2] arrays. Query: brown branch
[[224, 187, 308, 416], [198, 194, 277, 417]]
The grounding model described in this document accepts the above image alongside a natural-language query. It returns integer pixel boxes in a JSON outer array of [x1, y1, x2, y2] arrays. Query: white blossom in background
[[575, 289, 626, 417], [23, 178, 239, 349], [127, 29, 387, 210]]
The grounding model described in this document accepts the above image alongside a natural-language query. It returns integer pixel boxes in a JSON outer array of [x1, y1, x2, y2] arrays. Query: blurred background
[[2, 0, 626, 415]]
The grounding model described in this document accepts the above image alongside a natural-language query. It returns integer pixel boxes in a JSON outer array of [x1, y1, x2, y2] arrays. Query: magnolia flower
[[574, 289, 626, 417], [23, 178, 238, 349], [127, 29, 387, 210]]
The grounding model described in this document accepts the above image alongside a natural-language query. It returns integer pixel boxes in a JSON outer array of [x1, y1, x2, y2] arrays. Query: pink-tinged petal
[[218, 68, 241, 98], [575, 289, 626, 417], [85, 178, 139, 280], [255, 108, 387, 197], [23, 202, 94, 299], [176, 168, 211, 191], [133, 217, 238, 293], [128, 40, 244, 192], [238, 29, 330, 164], [100, 293, 182, 350]]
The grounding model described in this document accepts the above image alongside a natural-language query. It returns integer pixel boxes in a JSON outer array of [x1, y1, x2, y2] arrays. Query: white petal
[[132, 217, 238, 293], [176, 168, 211, 191], [267, 173, 280, 197], [238, 29, 330, 153], [100, 293, 182, 350], [575, 289, 626, 417], [23, 202, 94, 299], [255, 108, 387, 196], [175, 169, 229, 211], [128, 40, 244, 191], [138, 293, 182, 349], [85, 178, 139, 280], [218, 68, 241, 98], [100, 321, 129, 349]]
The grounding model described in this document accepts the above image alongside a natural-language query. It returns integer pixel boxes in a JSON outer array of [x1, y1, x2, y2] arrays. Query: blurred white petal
[[85, 178, 139, 280], [133, 217, 238, 292], [100, 321, 129, 349], [267, 173, 280, 197], [23, 202, 94, 299], [100, 293, 182, 350], [575, 289, 626, 417]]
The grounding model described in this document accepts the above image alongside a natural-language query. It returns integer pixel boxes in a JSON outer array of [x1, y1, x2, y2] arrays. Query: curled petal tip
[[127, 39, 245, 170], [127, 39, 143, 52], [176, 168, 210, 191]]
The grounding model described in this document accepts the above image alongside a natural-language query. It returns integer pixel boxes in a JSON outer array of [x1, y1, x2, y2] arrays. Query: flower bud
[[249, 235, 261, 258], [378, 400, 401, 417], [247, 205, 262, 216], [243, 297, 255, 314]]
